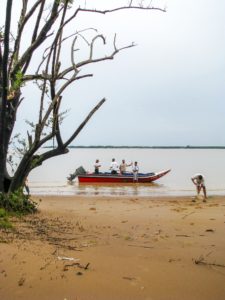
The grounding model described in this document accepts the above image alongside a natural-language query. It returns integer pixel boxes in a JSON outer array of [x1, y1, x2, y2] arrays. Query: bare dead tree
[[0, 0, 165, 194]]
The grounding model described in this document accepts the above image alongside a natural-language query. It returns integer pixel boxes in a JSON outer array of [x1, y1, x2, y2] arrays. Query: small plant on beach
[[0, 190, 37, 214], [0, 208, 12, 229]]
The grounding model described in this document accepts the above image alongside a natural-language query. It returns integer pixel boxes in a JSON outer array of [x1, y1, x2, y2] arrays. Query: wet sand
[[1, 195, 225, 300]]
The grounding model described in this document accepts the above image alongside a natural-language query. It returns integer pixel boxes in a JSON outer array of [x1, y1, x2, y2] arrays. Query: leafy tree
[[0, 0, 164, 195]]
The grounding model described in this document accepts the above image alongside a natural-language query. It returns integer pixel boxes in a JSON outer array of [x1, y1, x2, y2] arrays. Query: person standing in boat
[[110, 158, 119, 174], [132, 161, 139, 182], [94, 159, 101, 174], [119, 159, 132, 175], [191, 173, 207, 201]]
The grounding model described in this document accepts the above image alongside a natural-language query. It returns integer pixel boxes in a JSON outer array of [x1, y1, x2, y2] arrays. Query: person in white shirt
[[94, 159, 101, 174], [191, 174, 207, 201], [110, 158, 119, 174], [132, 161, 139, 182]]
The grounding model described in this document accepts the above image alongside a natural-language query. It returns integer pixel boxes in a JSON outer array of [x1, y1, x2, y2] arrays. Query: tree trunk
[[0, 0, 13, 193]]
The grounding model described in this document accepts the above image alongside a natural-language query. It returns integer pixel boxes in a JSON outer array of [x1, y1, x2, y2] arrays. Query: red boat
[[77, 169, 171, 183]]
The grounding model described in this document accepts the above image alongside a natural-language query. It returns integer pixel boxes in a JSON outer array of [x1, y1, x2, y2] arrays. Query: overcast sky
[[4, 0, 225, 146]]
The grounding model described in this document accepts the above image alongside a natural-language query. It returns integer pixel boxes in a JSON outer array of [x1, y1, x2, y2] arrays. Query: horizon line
[[44, 145, 225, 149]]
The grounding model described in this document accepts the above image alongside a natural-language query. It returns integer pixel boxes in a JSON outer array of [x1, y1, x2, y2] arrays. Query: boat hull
[[78, 169, 171, 183]]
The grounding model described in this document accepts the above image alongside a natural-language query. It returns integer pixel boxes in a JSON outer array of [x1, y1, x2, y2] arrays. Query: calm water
[[29, 148, 225, 197]]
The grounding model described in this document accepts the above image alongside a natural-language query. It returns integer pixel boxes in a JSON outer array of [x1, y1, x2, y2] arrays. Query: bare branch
[[90, 35, 106, 60], [22, 0, 46, 74], [71, 36, 79, 74], [9, 0, 43, 74], [36, 28, 98, 75], [59, 41, 136, 79], [12, 1, 61, 76], [39, 73, 93, 137], [76, 5, 166, 16]]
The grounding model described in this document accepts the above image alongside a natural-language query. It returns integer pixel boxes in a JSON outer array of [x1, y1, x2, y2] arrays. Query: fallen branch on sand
[[49, 242, 81, 251], [128, 244, 154, 249], [176, 234, 191, 237], [123, 276, 136, 281], [63, 262, 90, 271], [194, 255, 225, 268], [57, 256, 80, 261], [182, 211, 195, 219]]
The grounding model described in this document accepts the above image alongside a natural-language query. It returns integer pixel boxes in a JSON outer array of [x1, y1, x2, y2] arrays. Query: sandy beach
[[1, 195, 225, 300]]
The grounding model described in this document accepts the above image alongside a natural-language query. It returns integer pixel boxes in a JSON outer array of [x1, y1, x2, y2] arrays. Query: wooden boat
[[77, 169, 171, 183]]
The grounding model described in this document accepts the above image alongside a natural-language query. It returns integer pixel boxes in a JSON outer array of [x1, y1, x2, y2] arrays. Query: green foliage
[[0, 208, 7, 218], [31, 155, 42, 168], [0, 208, 12, 229], [12, 68, 25, 90], [0, 190, 38, 214]]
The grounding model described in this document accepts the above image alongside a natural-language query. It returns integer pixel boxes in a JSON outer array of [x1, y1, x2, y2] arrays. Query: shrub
[[0, 208, 6, 218], [0, 208, 12, 229], [0, 189, 38, 214]]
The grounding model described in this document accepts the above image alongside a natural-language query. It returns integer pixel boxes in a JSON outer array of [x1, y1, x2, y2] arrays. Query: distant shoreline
[[43, 145, 225, 149]]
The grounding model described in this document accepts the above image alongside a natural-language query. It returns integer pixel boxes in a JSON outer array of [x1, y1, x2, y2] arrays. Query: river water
[[28, 148, 225, 197]]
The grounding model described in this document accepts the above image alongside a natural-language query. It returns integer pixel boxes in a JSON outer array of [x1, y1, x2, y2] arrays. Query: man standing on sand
[[191, 174, 207, 201]]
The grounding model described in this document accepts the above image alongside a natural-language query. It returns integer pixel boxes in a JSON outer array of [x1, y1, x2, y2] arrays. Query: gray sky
[[5, 0, 225, 146]]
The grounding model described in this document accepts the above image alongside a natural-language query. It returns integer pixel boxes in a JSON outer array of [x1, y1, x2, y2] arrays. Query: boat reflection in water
[[73, 181, 166, 197]]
